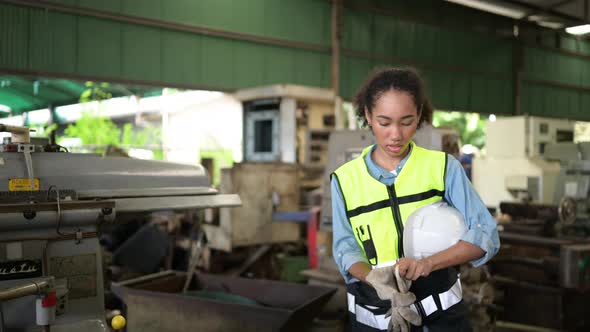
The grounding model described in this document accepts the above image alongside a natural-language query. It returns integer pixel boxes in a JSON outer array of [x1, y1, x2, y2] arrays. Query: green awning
[[0, 77, 162, 117]]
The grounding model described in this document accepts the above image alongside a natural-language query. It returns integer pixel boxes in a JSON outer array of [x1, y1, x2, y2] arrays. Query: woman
[[331, 67, 499, 331]]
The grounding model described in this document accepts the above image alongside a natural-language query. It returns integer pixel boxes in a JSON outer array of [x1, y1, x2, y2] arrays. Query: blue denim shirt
[[332, 144, 500, 283]]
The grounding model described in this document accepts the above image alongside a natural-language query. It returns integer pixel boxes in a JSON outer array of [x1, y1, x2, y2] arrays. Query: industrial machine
[[473, 116, 590, 330], [551, 154, 590, 232], [0, 124, 241, 331], [234, 84, 335, 164], [202, 85, 336, 251], [475, 117, 590, 330], [489, 141, 590, 330], [473, 115, 575, 208], [491, 201, 590, 331]]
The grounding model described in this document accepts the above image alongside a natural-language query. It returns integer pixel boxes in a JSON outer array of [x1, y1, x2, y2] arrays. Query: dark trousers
[[410, 301, 472, 332]]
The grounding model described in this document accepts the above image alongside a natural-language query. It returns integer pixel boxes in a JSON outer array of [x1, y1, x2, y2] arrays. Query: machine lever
[[21, 145, 35, 190]]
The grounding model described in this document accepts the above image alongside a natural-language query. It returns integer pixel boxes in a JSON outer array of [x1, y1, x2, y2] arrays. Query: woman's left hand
[[395, 257, 434, 281]]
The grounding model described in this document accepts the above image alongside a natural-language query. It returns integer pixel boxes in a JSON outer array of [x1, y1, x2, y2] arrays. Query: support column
[[513, 25, 524, 116], [331, 0, 343, 129]]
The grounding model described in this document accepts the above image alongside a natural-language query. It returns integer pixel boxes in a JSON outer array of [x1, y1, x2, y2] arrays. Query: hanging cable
[[47, 185, 66, 236]]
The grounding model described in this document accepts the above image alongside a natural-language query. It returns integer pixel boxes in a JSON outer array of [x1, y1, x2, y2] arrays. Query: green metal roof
[[0, 77, 162, 117]]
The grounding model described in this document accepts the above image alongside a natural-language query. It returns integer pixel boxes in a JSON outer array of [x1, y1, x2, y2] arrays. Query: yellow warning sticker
[[9, 178, 40, 191]]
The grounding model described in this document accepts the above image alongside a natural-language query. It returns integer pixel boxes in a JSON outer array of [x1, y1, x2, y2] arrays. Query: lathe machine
[[0, 124, 240, 331]]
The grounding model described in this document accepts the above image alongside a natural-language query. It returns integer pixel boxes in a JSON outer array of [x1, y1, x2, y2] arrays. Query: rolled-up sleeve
[[445, 156, 500, 267], [331, 176, 368, 283]]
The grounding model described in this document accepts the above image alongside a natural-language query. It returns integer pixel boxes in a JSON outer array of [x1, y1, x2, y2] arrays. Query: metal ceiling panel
[[0, 5, 28, 70], [77, 17, 122, 78], [2, 0, 590, 120], [122, 25, 162, 82], [161, 31, 201, 85]]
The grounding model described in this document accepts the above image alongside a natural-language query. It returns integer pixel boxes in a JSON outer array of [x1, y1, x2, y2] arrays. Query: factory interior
[[3, 0, 590, 331]]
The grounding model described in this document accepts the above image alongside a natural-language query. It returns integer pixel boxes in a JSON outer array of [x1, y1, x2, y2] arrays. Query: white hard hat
[[403, 201, 467, 259]]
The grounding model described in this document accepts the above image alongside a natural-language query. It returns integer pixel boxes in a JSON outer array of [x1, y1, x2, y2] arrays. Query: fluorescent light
[[537, 21, 564, 29], [528, 15, 543, 22], [445, 0, 525, 19], [566, 24, 590, 35], [526, 15, 564, 30], [0, 104, 11, 113]]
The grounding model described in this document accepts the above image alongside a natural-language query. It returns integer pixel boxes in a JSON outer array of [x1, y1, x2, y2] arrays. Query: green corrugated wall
[[0, 0, 332, 90], [1, 0, 590, 119], [340, 1, 513, 115], [521, 44, 590, 120]]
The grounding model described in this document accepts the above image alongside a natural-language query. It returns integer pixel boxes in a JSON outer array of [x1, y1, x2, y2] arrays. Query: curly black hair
[[353, 67, 433, 129]]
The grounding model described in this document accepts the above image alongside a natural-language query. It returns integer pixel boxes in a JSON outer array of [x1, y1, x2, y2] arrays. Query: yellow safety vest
[[333, 142, 447, 267]]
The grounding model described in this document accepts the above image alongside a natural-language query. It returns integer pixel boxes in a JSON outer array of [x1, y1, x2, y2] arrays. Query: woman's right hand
[[395, 257, 434, 281]]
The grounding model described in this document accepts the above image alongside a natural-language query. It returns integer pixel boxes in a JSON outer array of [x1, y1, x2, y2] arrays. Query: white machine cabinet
[[486, 116, 575, 159], [474, 116, 575, 208]]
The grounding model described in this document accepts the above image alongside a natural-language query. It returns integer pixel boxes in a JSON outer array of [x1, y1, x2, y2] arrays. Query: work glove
[[366, 266, 422, 332]]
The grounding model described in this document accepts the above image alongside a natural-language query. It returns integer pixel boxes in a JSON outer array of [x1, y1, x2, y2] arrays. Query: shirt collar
[[364, 143, 413, 180]]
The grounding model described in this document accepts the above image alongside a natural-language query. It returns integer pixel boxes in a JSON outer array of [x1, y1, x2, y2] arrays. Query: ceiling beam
[[521, 0, 577, 20], [503, 0, 585, 24]]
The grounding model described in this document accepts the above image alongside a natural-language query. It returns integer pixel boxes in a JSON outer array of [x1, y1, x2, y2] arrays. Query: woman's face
[[365, 89, 419, 161]]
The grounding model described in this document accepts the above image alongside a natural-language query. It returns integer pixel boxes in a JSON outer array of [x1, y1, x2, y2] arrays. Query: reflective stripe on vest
[[410, 277, 463, 317], [347, 278, 463, 328], [347, 292, 390, 330], [333, 142, 447, 266]]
